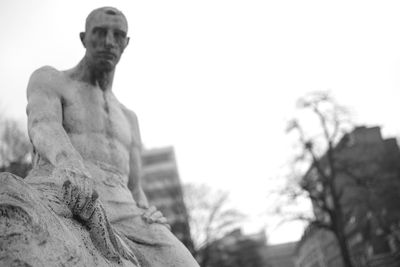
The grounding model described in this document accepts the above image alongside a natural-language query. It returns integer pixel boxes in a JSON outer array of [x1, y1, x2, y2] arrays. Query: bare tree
[[183, 183, 245, 266], [282, 91, 400, 266], [0, 117, 32, 176], [284, 91, 355, 267]]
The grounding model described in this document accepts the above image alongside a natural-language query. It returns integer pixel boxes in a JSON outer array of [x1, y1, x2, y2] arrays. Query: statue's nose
[[105, 32, 115, 48]]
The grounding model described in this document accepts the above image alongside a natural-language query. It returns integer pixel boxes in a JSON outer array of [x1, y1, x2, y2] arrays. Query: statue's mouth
[[97, 52, 116, 60]]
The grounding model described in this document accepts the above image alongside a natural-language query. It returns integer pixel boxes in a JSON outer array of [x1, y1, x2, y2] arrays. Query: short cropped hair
[[85, 7, 128, 32]]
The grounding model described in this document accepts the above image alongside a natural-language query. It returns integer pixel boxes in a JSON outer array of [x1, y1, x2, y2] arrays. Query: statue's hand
[[62, 181, 138, 264], [142, 206, 171, 229], [54, 166, 98, 215]]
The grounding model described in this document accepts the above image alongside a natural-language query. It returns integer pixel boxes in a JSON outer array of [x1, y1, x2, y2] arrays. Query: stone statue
[[0, 7, 199, 267]]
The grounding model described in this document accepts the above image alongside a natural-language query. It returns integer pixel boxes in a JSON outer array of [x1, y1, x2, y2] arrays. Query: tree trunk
[[200, 245, 211, 267], [335, 230, 354, 267]]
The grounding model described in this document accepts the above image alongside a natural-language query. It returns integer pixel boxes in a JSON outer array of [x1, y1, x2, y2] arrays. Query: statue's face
[[82, 11, 129, 72]]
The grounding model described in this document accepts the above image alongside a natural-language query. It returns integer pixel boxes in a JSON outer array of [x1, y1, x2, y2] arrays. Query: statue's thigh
[[129, 225, 199, 267], [113, 216, 199, 267]]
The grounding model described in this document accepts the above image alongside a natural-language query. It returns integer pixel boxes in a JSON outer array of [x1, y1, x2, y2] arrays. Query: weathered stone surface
[[0, 172, 138, 267]]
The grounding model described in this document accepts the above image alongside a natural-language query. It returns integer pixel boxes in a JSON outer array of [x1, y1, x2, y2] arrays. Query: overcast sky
[[1, 0, 400, 244]]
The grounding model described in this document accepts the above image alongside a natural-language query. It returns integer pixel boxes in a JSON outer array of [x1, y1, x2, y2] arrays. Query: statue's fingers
[[155, 216, 168, 224], [143, 206, 157, 218], [73, 192, 90, 215], [82, 178, 92, 198], [149, 210, 164, 221], [92, 189, 99, 201], [148, 206, 157, 213], [68, 185, 79, 211], [78, 197, 96, 222], [63, 180, 72, 188], [62, 180, 73, 205]]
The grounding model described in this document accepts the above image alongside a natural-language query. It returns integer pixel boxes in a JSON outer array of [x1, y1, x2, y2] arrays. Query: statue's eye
[[114, 31, 126, 40], [93, 28, 107, 37]]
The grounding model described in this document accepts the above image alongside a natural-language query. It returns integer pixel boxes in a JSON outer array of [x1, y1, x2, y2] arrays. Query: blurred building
[[296, 126, 400, 267], [296, 225, 350, 267], [262, 241, 297, 267], [141, 146, 194, 252], [199, 228, 267, 267], [203, 229, 298, 267], [0, 161, 31, 178]]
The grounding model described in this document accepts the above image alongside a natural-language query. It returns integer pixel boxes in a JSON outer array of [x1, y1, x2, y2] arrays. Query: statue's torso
[[28, 70, 138, 214], [58, 74, 132, 176]]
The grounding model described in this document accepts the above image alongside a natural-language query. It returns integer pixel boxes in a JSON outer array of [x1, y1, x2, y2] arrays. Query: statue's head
[[80, 7, 129, 72]]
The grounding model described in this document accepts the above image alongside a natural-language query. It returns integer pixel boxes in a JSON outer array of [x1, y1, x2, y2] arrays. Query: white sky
[[2, 0, 400, 244]]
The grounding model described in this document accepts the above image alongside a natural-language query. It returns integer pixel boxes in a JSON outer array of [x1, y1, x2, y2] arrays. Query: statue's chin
[[96, 61, 115, 72]]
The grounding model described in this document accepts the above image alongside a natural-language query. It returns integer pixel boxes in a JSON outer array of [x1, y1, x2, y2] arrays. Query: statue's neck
[[73, 59, 115, 91]]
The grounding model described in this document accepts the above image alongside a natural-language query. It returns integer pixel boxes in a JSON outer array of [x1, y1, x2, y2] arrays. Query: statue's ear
[[125, 37, 130, 48], [79, 32, 86, 48]]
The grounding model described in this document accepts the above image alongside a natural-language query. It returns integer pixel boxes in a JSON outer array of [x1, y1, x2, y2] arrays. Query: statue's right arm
[[26, 67, 86, 170]]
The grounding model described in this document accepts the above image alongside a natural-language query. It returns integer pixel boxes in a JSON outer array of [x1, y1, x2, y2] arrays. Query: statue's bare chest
[[60, 84, 131, 147]]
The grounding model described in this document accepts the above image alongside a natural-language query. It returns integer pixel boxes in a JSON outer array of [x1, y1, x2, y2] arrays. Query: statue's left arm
[[124, 108, 169, 226], [123, 109, 148, 207]]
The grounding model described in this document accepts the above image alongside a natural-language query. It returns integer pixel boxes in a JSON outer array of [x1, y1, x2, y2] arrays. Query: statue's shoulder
[[27, 66, 64, 95], [30, 65, 62, 81], [119, 103, 139, 126], [119, 103, 142, 145]]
